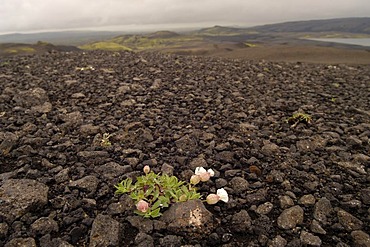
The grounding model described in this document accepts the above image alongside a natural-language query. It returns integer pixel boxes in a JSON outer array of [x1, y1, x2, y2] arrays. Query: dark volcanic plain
[[0, 50, 369, 246]]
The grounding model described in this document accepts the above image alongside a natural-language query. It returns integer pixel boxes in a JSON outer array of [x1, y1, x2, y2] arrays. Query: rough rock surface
[[277, 205, 304, 230], [0, 50, 369, 246], [161, 199, 216, 237], [89, 214, 120, 247], [0, 179, 49, 223]]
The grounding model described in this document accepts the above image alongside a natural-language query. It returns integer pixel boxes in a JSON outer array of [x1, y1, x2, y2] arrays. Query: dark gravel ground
[[0, 50, 369, 247]]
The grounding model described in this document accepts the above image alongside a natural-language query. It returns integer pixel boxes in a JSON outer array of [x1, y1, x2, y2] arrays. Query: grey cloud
[[1, 0, 369, 33]]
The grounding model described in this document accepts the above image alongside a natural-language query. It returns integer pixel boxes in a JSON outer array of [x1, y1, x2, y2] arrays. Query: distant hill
[[79, 31, 202, 52], [195, 25, 249, 36], [146, 31, 179, 39], [0, 41, 80, 56], [194, 18, 370, 36], [248, 17, 370, 34], [1, 17, 369, 57], [1, 17, 369, 46], [0, 31, 124, 45]]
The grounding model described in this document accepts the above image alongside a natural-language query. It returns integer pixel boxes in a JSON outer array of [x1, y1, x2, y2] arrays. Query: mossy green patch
[[5, 46, 35, 54], [244, 42, 257, 47], [79, 42, 132, 51], [82, 34, 202, 51]]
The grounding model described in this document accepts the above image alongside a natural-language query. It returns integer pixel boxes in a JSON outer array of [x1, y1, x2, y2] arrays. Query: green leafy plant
[[115, 167, 201, 218], [286, 112, 312, 127], [115, 166, 229, 218]]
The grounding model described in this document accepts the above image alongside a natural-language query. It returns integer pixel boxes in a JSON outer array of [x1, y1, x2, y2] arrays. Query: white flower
[[194, 167, 215, 182], [207, 168, 215, 177], [195, 167, 207, 175], [206, 188, 229, 205], [217, 188, 229, 203]]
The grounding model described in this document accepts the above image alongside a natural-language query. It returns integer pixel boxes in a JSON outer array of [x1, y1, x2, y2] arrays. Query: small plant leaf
[[149, 208, 162, 218]]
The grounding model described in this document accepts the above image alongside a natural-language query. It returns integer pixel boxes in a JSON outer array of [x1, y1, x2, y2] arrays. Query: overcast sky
[[1, 0, 369, 33]]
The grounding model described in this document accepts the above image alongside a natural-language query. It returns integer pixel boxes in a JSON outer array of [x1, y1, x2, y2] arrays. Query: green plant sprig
[[100, 133, 112, 147], [286, 112, 312, 128]]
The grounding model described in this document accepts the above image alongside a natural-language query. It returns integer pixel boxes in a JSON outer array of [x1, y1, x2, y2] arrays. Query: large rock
[[300, 230, 322, 246], [189, 157, 208, 170], [31, 102, 52, 113], [231, 210, 252, 233], [89, 214, 120, 247], [94, 162, 132, 180], [60, 111, 83, 125], [175, 135, 198, 153], [269, 235, 287, 247], [215, 151, 235, 163], [351, 230, 370, 247], [0, 222, 9, 239], [5, 237, 36, 247], [261, 141, 280, 156], [12, 87, 49, 108], [80, 124, 100, 136], [313, 197, 333, 224], [135, 232, 154, 247], [159, 235, 183, 247], [161, 199, 216, 238], [30, 217, 59, 236], [127, 216, 153, 233], [296, 136, 327, 153], [337, 162, 367, 176], [337, 209, 363, 231], [277, 205, 304, 230], [360, 188, 370, 205], [0, 179, 48, 223], [0, 132, 18, 156], [69, 175, 99, 194], [114, 125, 154, 149], [229, 177, 249, 195]]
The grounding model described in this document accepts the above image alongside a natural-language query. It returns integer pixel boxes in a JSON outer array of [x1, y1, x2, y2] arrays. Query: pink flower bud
[[206, 194, 220, 205], [143, 165, 150, 174], [136, 200, 149, 213], [190, 175, 201, 185]]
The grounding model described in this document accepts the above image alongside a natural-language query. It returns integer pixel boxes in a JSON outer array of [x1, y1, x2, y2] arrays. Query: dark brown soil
[[0, 50, 369, 246]]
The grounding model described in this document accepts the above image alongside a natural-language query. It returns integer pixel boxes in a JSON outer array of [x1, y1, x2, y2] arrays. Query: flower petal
[[217, 188, 229, 202], [207, 168, 215, 177], [195, 167, 206, 175]]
